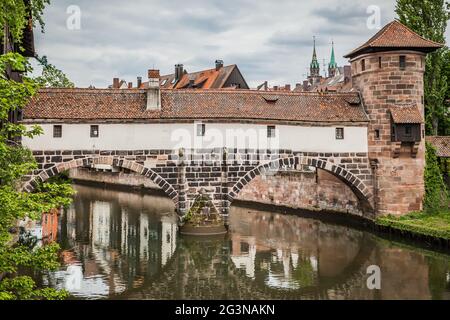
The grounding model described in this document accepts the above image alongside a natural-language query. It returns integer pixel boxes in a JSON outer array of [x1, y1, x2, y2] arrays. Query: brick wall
[[236, 169, 362, 215], [352, 51, 426, 215]]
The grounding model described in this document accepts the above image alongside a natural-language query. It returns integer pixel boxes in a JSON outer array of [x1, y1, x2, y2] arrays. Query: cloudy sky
[[32, 0, 450, 88]]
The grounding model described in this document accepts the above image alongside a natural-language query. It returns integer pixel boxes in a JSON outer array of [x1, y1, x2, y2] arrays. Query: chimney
[[147, 69, 161, 110], [344, 65, 352, 83], [128, 82, 133, 89], [273, 86, 279, 91], [113, 77, 119, 89], [285, 84, 291, 91], [215, 59, 224, 71], [175, 64, 184, 82], [302, 80, 309, 91], [137, 76, 142, 88]]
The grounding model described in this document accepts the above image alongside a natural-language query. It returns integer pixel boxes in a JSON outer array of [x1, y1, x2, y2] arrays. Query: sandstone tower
[[345, 21, 443, 215]]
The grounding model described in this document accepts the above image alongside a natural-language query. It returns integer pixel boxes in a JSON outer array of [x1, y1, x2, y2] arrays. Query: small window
[[399, 56, 406, 70], [375, 129, 380, 140], [90, 125, 99, 138], [196, 123, 205, 137], [335, 128, 344, 140], [53, 125, 62, 138], [361, 59, 365, 71], [378, 57, 382, 69], [267, 125, 276, 138], [405, 125, 412, 136]]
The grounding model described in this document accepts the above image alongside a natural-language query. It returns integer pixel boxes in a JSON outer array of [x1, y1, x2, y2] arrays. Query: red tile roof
[[345, 20, 443, 58], [142, 65, 249, 90], [426, 136, 450, 158], [23, 88, 369, 123], [390, 105, 423, 124]]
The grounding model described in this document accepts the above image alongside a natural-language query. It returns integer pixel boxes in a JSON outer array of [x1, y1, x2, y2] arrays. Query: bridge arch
[[227, 155, 374, 215], [22, 156, 179, 203]]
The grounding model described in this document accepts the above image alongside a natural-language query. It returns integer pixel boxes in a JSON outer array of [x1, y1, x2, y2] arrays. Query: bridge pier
[[176, 149, 188, 219]]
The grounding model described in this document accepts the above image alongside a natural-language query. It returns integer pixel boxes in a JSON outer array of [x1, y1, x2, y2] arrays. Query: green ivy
[[424, 142, 449, 212]]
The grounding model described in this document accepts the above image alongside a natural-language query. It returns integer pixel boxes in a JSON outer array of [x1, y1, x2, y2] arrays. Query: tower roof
[[329, 41, 338, 69], [344, 20, 443, 59], [310, 37, 320, 69]]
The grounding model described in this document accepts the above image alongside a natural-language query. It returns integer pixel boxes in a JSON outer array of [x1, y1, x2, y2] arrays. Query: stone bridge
[[23, 148, 375, 220]]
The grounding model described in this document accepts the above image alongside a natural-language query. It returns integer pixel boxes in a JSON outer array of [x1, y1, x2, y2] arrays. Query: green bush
[[424, 142, 449, 212]]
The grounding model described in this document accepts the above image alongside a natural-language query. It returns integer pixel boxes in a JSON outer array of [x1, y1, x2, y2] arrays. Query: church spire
[[328, 40, 338, 77], [310, 36, 320, 78]]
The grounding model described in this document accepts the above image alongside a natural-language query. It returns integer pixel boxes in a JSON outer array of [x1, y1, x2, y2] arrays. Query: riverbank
[[376, 210, 450, 242]]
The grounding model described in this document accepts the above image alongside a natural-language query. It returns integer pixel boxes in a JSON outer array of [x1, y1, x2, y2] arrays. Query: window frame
[[361, 59, 366, 71], [196, 123, 205, 137], [267, 125, 276, 138], [90, 125, 99, 138], [404, 125, 412, 136], [374, 129, 380, 140], [399, 55, 406, 70], [53, 125, 62, 138], [335, 127, 344, 140]]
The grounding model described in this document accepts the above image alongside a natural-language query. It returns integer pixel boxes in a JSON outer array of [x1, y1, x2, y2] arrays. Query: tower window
[[399, 56, 406, 70], [53, 125, 62, 138], [335, 128, 344, 140], [405, 125, 412, 136], [361, 59, 366, 71], [90, 125, 99, 138], [378, 57, 382, 69], [375, 129, 380, 140], [196, 123, 205, 137], [267, 125, 276, 138]]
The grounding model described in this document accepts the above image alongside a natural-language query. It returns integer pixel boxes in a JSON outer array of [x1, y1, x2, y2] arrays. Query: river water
[[37, 185, 450, 300]]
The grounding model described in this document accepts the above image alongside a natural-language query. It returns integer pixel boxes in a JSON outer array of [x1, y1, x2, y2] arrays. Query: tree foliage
[[424, 142, 449, 212], [0, 0, 50, 45], [35, 55, 74, 88], [0, 53, 74, 300], [396, 0, 450, 135]]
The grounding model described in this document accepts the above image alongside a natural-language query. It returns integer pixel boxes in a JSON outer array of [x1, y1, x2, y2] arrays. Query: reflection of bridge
[[23, 150, 375, 220], [44, 186, 178, 298], [45, 185, 442, 300]]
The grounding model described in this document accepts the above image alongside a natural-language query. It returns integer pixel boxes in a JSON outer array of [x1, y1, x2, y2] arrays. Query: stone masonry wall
[[25, 149, 374, 218], [351, 51, 426, 215], [236, 169, 363, 215]]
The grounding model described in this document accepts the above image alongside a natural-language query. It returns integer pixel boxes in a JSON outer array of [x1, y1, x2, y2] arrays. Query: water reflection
[[43, 185, 450, 300]]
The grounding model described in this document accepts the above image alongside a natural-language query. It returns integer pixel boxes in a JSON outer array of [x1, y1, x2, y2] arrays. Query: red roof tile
[[426, 136, 450, 158], [390, 105, 423, 124], [345, 20, 443, 58], [142, 65, 249, 90], [23, 88, 369, 123]]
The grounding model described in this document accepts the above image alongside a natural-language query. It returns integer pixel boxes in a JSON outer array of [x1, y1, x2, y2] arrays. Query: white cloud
[[32, 0, 449, 88]]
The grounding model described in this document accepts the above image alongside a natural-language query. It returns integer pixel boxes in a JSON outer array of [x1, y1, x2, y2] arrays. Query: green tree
[[1, 0, 50, 45], [1, 0, 74, 300], [35, 55, 74, 88], [0, 52, 74, 300], [424, 142, 449, 211], [396, 0, 450, 135]]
